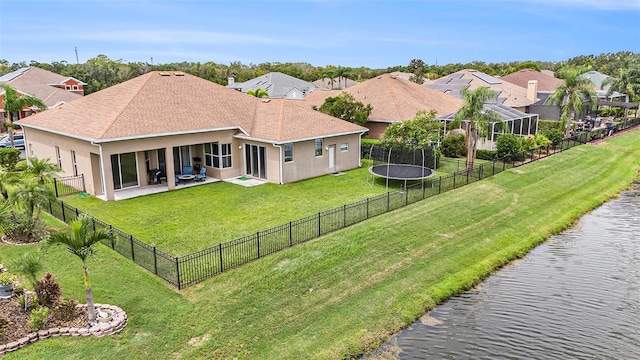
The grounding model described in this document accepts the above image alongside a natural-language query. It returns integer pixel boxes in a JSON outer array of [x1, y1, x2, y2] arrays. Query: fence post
[[257, 232, 261, 258], [53, 179, 59, 197], [387, 192, 390, 212], [75, 207, 79, 219], [422, 181, 426, 199], [61, 201, 66, 222], [81, 174, 86, 192], [219, 243, 223, 272], [466, 170, 469, 184], [405, 187, 409, 205], [438, 176, 442, 193], [289, 221, 293, 247], [343, 204, 347, 227], [109, 225, 115, 250], [175, 257, 181, 290], [49, 201, 53, 215], [479, 164, 483, 180], [366, 198, 369, 219], [153, 247, 158, 275], [317, 212, 321, 236], [453, 173, 456, 189], [130, 235, 135, 261]]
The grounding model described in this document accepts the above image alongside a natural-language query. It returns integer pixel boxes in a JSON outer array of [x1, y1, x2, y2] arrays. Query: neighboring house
[[18, 71, 367, 201], [500, 69, 564, 92], [313, 77, 358, 90], [303, 74, 464, 138], [227, 71, 319, 99], [578, 70, 610, 90], [0, 67, 85, 122], [425, 69, 537, 112]]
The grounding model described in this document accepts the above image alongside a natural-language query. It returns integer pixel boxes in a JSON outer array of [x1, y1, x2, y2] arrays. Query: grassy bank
[[2, 130, 639, 359]]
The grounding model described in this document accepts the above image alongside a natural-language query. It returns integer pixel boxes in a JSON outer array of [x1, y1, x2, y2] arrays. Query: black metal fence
[[43, 120, 640, 288], [45, 175, 85, 197]]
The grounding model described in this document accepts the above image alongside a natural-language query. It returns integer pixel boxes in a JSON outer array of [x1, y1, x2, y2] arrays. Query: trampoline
[[368, 164, 433, 181]]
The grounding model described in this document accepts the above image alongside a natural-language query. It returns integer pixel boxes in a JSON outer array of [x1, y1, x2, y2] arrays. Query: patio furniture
[[175, 175, 180, 185], [195, 167, 206, 182], [177, 174, 195, 184], [182, 166, 193, 175]]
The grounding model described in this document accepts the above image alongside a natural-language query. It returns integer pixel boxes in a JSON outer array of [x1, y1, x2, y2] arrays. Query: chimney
[[228, 77, 235, 85], [527, 80, 538, 102]]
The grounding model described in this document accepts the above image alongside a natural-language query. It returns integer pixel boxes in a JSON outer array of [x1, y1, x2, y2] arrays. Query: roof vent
[[174, 72, 185, 76], [261, 99, 271, 103], [159, 72, 170, 76]]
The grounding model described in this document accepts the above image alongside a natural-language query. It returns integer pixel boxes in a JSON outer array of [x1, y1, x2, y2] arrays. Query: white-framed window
[[55, 146, 62, 168], [72, 85, 78, 90], [65, 85, 71, 90], [315, 139, 323, 157], [70, 150, 78, 176], [205, 143, 232, 169], [284, 143, 293, 162], [340, 142, 349, 152]]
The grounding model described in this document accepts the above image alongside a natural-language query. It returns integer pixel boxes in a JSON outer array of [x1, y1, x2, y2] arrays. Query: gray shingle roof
[[227, 72, 318, 99]]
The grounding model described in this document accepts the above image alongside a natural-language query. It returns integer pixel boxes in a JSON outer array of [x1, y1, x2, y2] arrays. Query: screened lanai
[[437, 103, 539, 150]]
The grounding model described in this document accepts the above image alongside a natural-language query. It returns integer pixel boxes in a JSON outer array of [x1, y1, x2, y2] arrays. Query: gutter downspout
[[359, 132, 365, 167], [272, 143, 283, 184]]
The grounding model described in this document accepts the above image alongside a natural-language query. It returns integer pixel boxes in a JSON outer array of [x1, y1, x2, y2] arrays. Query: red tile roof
[[18, 71, 365, 142]]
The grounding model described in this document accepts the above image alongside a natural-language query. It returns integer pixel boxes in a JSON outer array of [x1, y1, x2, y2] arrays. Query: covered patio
[[97, 175, 221, 201]]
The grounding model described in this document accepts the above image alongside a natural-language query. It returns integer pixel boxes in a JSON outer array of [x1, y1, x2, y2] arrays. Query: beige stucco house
[[303, 74, 464, 138], [18, 71, 367, 201]]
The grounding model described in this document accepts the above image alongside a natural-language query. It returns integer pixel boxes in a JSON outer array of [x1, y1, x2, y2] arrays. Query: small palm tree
[[19, 156, 63, 184], [452, 87, 500, 172], [11, 178, 54, 227], [335, 66, 350, 89], [548, 67, 597, 136], [42, 215, 112, 323], [246, 88, 269, 98], [0, 84, 46, 147]]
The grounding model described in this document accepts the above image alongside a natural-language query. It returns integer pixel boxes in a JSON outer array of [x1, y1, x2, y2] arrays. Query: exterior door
[[328, 145, 336, 172], [111, 152, 139, 190], [245, 144, 267, 180]]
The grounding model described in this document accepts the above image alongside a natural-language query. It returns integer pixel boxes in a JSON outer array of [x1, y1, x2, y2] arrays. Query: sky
[[0, 0, 639, 69]]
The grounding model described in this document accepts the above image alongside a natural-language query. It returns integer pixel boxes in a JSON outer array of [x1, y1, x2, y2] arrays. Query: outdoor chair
[[175, 175, 180, 184], [182, 166, 193, 175], [195, 167, 206, 182]]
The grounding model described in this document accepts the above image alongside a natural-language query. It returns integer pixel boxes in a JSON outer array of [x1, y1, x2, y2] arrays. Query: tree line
[[1, 51, 636, 95]]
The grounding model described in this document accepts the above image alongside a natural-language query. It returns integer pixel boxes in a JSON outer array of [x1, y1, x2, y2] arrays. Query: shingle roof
[[302, 74, 464, 123], [578, 71, 611, 90], [0, 67, 84, 108], [500, 69, 564, 92], [425, 69, 537, 108], [18, 71, 365, 143], [228, 72, 318, 99]]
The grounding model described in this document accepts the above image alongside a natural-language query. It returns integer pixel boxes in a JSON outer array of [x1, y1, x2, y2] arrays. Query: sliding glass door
[[111, 152, 138, 190], [244, 144, 267, 179], [172, 146, 191, 174]]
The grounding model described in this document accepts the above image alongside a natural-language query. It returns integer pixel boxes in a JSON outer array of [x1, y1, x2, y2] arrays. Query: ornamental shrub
[[476, 149, 497, 160], [440, 134, 466, 158], [28, 307, 49, 331], [0, 148, 21, 171], [35, 272, 62, 307], [496, 134, 524, 161], [542, 128, 564, 145]]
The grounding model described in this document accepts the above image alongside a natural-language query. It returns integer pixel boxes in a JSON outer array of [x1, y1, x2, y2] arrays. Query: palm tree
[[602, 66, 640, 118], [19, 156, 63, 184], [0, 84, 46, 148], [42, 215, 112, 324], [548, 67, 597, 136], [246, 88, 269, 98], [452, 87, 500, 172], [11, 178, 54, 227], [322, 68, 337, 89], [335, 66, 350, 89]]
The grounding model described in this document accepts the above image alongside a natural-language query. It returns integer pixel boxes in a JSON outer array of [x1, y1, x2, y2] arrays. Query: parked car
[[0, 134, 25, 149]]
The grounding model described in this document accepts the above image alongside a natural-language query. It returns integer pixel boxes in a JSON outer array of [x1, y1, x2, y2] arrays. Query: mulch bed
[[0, 297, 88, 345]]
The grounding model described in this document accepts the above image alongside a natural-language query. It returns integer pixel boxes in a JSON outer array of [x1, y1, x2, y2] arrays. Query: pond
[[379, 185, 640, 359]]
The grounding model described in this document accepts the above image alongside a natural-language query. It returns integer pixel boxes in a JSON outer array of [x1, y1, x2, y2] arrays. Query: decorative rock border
[[0, 304, 127, 356]]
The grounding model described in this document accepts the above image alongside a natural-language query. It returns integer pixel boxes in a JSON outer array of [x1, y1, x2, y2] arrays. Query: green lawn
[[61, 162, 398, 255], [2, 130, 639, 359]]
